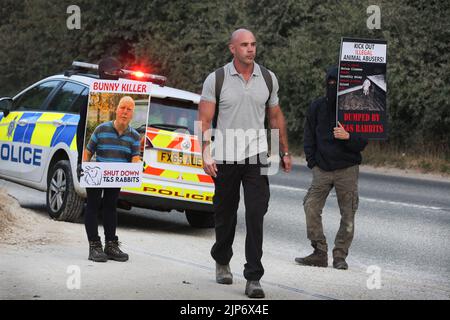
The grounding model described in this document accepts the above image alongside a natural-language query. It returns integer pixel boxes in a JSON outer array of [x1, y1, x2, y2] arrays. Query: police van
[[0, 62, 215, 228]]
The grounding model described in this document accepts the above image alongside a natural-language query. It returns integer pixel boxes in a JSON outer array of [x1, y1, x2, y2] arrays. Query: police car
[[0, 62, 215, 228]]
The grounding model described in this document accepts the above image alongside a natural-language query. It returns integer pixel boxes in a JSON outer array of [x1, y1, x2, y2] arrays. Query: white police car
[[0, 62, 215, 227]]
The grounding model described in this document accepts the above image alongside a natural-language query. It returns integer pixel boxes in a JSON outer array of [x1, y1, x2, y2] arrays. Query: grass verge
[[289, 142, 450, 176], [362, 142, 450, 175]]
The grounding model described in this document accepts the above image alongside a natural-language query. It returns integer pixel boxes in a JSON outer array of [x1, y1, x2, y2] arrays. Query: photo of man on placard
[[84, 96, 138, 163]]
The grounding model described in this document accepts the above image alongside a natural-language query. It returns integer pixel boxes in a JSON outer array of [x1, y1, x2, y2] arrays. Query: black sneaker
[[104, 240, 129, 262], [88, 241, 108, 262], [295, 250, 328, 267]]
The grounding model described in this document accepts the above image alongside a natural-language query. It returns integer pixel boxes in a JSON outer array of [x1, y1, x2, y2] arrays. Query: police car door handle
[[52, 119, 64, 127], [17, 119, 29, 126]]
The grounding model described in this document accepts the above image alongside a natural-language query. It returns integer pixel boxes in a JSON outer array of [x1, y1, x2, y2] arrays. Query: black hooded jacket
[[303, 67, 368, 171]]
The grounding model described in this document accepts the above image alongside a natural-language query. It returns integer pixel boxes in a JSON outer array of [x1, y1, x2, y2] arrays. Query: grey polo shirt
[[201, 61, 279, 162]]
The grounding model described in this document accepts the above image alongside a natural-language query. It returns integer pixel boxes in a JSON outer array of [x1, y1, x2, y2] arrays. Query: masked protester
[[296, 66, 368, 270]]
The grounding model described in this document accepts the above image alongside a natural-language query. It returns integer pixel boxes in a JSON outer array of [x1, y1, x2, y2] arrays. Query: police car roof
[[44, 74, 201, 105]]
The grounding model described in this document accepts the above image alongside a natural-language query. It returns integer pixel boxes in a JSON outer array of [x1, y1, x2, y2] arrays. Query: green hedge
[[1, 0, 448, 152]]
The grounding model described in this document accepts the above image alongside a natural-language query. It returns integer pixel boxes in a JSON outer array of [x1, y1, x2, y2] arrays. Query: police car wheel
[[185, 210, 215, 228], [46, 160, 84, 222]]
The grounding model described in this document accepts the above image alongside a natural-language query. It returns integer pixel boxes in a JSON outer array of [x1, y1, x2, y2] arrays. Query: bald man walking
[[199, 29, 291, 298], [82, 96, 141, 262]]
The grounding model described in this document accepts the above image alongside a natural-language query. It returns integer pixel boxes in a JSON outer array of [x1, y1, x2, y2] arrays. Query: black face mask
[[326, 79, 337, 107]]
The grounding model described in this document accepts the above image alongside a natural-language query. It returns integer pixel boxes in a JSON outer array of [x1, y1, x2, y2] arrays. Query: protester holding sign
[[73, 57, 151, 263], [82, 95, 141, 262], [295, 66, 367, 270]]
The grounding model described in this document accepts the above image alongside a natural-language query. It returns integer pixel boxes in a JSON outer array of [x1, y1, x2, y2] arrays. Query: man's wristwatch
[[279, 152, 290, 158]]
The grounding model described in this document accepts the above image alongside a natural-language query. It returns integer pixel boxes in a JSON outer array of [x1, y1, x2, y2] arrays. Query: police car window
[[69, 88, 88, 113], [13, 81, 60, 111], [47, 82, 85, 112], [147, 98, 198, 135]]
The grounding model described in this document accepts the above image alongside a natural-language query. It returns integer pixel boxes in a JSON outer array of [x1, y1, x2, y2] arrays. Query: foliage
[[0, 0, 448, 154]]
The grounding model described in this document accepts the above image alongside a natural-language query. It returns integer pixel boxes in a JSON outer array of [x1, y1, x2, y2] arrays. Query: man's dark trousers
[[85, 188, 121, 242], [211, 158, 270, 281]]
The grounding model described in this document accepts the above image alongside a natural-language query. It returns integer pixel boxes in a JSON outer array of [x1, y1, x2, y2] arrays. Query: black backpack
[[212, 65, 273, 129]]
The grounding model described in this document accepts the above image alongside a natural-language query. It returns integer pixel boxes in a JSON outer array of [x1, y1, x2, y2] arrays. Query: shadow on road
[[18, 200, 213, 237], [117, 209, 214, 237]]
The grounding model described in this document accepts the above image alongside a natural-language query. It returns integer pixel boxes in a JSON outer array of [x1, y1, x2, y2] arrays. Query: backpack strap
[[212, 67, 225, 130], [259, 65, 273, 106]]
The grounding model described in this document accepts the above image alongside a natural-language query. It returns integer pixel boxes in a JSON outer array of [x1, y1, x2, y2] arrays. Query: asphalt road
[[1, 165, 449, 300], [267, 165, 450, 284]]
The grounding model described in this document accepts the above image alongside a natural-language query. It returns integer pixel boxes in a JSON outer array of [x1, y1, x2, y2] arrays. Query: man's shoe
[[295, 250, 328, 267], [245, 281, 265, 298], [333, 257, 348, 270], [216, 263, 233, 284], [104, 240, 129, 262], [88, 241, 108, 262]]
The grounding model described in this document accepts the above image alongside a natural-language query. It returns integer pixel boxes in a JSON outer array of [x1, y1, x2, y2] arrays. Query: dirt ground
[[0, 188, 71, 247]]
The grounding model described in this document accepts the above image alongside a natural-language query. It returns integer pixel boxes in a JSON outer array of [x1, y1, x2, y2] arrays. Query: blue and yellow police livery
[[0, 62, 214, 228]]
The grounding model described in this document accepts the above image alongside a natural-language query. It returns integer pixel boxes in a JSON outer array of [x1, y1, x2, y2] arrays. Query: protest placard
[[80, 79, 151, 187], [337, 37, 387, 140]]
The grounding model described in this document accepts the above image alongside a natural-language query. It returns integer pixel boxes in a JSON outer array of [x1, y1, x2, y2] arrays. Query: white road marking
[[270, 184, 447, 211]]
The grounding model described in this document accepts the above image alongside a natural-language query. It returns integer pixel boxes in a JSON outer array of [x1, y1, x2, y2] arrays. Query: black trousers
[[211, 160, 270, 281], [85, 188, 121, 242]]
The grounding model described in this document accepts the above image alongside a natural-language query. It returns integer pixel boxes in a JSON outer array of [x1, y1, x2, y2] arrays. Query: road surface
[[1, 165, 449, 300]]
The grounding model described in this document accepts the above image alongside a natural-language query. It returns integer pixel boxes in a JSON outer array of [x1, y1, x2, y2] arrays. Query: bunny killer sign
[[80, 78, 151, 188]]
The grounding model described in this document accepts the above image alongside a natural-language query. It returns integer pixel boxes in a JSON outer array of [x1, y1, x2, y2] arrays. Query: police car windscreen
[[145, 98, 197, 135]]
